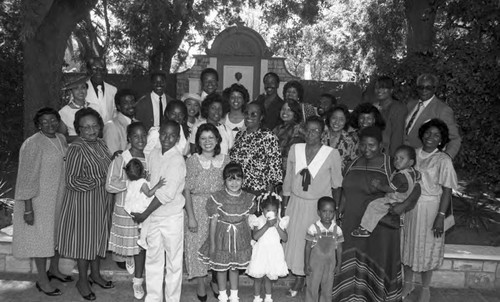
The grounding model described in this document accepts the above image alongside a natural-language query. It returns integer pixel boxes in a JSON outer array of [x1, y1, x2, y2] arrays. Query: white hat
[[181, 93, 202, 104]]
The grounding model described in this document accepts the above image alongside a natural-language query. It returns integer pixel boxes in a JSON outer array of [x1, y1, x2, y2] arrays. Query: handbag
[[444, 196, 455, 231]]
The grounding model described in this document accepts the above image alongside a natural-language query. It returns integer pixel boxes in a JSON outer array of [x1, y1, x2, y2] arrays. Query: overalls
[[306, 224, 339, 302]]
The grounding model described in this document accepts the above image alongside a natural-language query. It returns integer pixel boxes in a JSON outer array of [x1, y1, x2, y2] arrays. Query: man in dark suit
[[252, 72, 284, 130], [404, 73, 461, 158], [135, 71, 174, 131]]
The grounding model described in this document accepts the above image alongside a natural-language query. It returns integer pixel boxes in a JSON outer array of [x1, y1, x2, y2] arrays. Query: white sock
[[229, 289, 238, 298], [219, 290, 228, 301], [132, 277, 143, 285], [265, 294, 272, 299]]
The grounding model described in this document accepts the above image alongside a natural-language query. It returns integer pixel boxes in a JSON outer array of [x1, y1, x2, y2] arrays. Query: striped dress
[[57, 138, 112, 260], [106, 150, 144, 257], [332, 154, 402, 302]]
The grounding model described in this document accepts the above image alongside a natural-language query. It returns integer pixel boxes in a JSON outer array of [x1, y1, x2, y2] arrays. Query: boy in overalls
[[304, 197, 344, 302]]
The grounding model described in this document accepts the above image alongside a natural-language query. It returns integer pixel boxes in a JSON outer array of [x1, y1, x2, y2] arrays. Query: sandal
[[351, 226, 371, 238]]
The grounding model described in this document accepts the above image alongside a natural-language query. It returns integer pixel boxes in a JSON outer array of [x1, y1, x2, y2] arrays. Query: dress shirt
[[150, 92, 167, 128]]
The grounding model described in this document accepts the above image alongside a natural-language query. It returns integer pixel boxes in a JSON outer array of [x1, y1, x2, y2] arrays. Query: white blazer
[[86, 80, 117, 123]]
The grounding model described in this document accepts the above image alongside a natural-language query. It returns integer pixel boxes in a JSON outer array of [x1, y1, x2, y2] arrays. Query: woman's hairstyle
[[126, 121, 147, 140], [325, 104, 350, 131], [358, 125, 383, 143], [124, 158, 145, 181], [418, 118, 450, 151], [165, 99, 189, 138], [317, 196, 336, 211], [395, 145, 417, 167], [114, 89, 137, 108], [306, 115, 325, 134], [228, 83, 249, 111], [283, 80, 304, 102], [375, 75, 394, 89], [223, 162, 244, 180], [200, 93, 223, 120], [282, 100, 302, 124], [33, 107, 61, 128], [258, 192, 281, 212], [195, 123, 222, 156], [350, 102, 386, 130], [73, 107, 104, 135]]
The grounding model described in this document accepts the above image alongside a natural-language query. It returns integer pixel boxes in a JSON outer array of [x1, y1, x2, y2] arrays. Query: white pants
[[145, 213, 184, 302]]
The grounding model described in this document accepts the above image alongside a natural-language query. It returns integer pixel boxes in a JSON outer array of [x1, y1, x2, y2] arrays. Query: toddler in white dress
[[247, 192, 289, 302], [123, 158, 165, 249]]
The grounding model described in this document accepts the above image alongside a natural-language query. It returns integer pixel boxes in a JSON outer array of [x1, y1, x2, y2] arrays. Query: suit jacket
[[103, 113, 132, 154], [381, 100, 407, 157], [404, 97, 461, 158], [135, 92, 174, 131], [86, 80, 117, 123], [253, 94, 285, 131]]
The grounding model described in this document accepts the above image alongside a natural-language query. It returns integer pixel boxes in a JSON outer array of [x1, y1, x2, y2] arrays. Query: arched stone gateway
[[177, 25, 298, 100]]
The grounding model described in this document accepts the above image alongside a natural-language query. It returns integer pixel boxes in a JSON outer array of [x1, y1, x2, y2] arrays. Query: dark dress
[[332, 154, 402, 302]]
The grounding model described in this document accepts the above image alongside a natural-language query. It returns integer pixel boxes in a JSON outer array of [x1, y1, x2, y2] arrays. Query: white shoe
[[253, 296, 263, 302], [125, 257, 135, 275], [264, 296, 273, 302], [132, 277, 145, 299]]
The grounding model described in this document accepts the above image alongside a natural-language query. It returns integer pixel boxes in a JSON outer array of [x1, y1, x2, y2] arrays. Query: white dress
[[123, 178, 152, 214], [246, 214, 289, 280]]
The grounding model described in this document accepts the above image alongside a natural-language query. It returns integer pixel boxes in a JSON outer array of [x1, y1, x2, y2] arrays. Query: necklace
[[40, 131, 66, 161], [81, 138, 107, 160], [225, 188, 242, 197], [69, 100, 87, 109]]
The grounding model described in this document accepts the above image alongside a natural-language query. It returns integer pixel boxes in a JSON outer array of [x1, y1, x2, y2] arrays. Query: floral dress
[[198, 190, 255, 271], [184, 154, 229, 279], [321, 128, 358, 169], [230, 128, 282, 194]]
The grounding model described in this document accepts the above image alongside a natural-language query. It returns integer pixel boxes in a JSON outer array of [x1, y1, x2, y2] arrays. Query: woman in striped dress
[[106, 121, 148, 299], [57, 108, 113, 301]]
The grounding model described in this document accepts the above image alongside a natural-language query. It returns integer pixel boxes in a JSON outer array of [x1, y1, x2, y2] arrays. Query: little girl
[[198, 162, 256, 302], [247, 192, 289, 302], [123, 158, 165, 249], [351, 145, 419, 237], [305, 196, 344, 302]]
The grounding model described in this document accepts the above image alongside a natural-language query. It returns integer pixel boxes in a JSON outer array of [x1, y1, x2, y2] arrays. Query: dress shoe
[[88, 275, 115, 289], [47, 271, 74, 282], [76, 283, 96, 301], [35, 282, 62, 296]]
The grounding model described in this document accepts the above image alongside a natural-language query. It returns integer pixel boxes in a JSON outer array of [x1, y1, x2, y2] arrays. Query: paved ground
[[1, 273, 499, 302]]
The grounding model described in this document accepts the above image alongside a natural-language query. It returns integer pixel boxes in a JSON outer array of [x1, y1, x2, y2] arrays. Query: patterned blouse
[[230, 128, 283, 192], [321, 129, 358, 169]]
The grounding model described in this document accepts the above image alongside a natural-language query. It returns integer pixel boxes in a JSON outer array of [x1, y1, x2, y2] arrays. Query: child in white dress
[[247, 192, 289, 302], [123, 158, 165, 249]]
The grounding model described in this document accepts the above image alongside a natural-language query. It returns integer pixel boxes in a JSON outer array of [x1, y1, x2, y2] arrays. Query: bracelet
[[438, 211, 446, 216], [24, 211, 33, 215]]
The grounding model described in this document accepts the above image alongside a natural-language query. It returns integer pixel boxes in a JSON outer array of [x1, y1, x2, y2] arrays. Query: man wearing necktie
[[85, 57, 117, 124], [403, 73, 461, 158], [135, 71, 174, 132]]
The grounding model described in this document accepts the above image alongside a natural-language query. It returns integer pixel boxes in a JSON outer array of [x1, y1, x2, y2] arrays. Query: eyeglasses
[[417, 85, 435, 91], [244, 112, 260, 118], [80, 125, 100, 132]]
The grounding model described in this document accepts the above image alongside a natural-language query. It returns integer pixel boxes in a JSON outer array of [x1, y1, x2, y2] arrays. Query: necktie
[[405, 101, 423, 135], [159, 95, 164, 123], [97, 85, 104, 100]]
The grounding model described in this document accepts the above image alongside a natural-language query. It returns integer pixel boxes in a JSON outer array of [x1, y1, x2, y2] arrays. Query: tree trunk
[[23, 0, 97, 137], [404, 0, 440, 55]]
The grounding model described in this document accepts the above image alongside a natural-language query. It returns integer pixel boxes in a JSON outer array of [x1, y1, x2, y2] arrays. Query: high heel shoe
[[210, 273, 219, 299], [76, 283, 96, 301], [88, 275, 115, 289], [197, 294, 208, 302], [47, 271, 74, 282], [35, 282, 62, 296]]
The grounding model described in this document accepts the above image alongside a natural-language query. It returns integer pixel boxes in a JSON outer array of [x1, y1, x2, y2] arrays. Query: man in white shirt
[[103, 89, 137, 154], [404, 73, 461, 158], [135, 71, 174, 131], [85, 57, 117, 123], [132, 120, 186, 302]]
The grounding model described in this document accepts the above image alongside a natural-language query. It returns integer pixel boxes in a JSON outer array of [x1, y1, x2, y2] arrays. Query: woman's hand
[[188, 217, 198, 233], [131, 211, 149, 224], [23, 211, 34, 225], [432, 214, 445, 238], [389, 203, 405, 216], [111, 150, 123, 160], [305, 265, 312, 276]]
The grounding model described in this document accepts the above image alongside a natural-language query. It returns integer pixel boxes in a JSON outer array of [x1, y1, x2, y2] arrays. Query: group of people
[[12, 56, 461, 302]]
